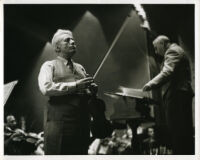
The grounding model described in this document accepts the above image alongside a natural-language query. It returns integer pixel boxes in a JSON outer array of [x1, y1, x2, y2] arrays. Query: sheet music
[[118, 86, 151, 99], [4, 80, 18, 106]]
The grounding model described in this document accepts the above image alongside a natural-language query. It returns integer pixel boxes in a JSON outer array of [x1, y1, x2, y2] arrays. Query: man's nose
[[70, 39, 75, 45]]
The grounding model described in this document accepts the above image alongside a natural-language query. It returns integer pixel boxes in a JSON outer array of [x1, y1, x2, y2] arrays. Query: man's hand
[[142, 84, 152, 91], [89, 83, 98, 95], [76, 77, 94, 90]]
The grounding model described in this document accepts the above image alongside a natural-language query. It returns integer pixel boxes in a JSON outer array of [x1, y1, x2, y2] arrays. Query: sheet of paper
[[118, 86, 151, 99], [4, 80, 18, 106]]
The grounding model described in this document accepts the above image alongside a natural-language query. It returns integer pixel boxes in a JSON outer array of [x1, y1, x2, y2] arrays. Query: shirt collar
[[57, 56, 73, 66]]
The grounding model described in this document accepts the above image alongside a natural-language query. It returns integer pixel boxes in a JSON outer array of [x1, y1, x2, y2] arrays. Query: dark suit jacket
[[146, 43, 193, 98]]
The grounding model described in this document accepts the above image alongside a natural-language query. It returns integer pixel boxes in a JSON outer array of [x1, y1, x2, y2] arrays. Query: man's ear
[[160, 41, 164, 46], [55, 45, 61, 52], [163, 42, 169, 49]]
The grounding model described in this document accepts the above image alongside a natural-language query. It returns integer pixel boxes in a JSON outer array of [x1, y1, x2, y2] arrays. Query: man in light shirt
[[38, 29, 96, 155]]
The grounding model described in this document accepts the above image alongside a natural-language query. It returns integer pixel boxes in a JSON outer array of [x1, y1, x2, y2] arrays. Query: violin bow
[[93, 11, 132, 79]]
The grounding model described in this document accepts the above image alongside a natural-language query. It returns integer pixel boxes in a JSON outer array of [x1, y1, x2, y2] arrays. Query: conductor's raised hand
[[76, 77, 94, 90]]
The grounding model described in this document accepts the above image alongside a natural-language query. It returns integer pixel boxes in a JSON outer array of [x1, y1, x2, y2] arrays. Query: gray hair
[[153, 35, 170, 46], [51, 29, 73, 52]]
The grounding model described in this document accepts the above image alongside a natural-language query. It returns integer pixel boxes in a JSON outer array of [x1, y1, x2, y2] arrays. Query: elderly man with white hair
[[38, 29, 97, 155], [143, 35, 194, 154]]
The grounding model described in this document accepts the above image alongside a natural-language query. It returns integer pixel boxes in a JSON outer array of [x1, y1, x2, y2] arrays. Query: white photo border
[[0, 0, 199, 160]]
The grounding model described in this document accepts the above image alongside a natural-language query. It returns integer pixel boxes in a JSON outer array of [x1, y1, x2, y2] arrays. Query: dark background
[[4, 4, 194, 133]]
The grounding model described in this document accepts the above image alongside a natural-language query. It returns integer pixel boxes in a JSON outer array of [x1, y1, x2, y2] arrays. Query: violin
[[5, 126, 41, 144]]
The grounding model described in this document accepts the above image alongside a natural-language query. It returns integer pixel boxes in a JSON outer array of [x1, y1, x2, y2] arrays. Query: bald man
[[38, 29, 96, 155], [143, 35, 194, 154]]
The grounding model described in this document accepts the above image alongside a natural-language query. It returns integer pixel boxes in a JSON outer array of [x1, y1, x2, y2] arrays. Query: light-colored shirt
[[38, 56, 87, 96]]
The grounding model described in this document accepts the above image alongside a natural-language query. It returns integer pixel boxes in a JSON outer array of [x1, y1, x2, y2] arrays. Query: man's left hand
[[89, 83, 98, 95]]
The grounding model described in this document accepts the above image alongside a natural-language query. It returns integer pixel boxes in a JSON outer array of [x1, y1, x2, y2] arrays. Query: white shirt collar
[[57, 56, 73, 66]]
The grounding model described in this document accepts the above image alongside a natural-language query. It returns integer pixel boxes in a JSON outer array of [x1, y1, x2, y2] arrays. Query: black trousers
[[60, 136, 89, 155], [164, 90, 194, 155], [44, 95, 90, 155]]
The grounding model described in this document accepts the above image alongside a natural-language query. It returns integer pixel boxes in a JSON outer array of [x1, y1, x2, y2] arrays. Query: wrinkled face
[[57, 34, 76, 59], [153, 41, 165, 57]]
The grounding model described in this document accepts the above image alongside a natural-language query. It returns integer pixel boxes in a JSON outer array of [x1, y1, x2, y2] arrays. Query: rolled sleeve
[[38, 61, 77, 96]]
